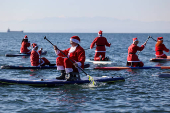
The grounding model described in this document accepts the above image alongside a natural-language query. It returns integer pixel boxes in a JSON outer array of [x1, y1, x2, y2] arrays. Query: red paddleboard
[[94, 66, 170, 70], [150, 56, 170, 62]]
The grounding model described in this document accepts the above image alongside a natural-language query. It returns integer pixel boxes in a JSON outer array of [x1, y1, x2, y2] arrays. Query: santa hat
[[24, 35, 28, 39], [98, 30, 103, 35], [32, 43, 38, 49], [70, 36, 80, 44], [157, 37, 163, 41], [133, 37, 138, 43]]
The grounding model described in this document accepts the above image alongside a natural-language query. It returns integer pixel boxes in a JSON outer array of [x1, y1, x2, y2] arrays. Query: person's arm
[[90, 38, 97, 49], [105, 38, 111, 47], [163, 44, 169, 52]]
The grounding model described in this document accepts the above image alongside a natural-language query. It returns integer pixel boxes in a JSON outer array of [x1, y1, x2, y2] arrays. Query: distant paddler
[[155, 37, 169, 58], [90, 30, 111, 61], [53, 36, 85, 81], [127, 37, 147, 67], [20, 35, 31, 54], [30, 43, 51, 66]]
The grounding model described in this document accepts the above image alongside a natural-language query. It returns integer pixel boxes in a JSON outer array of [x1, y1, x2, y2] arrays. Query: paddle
[[44, 36, 95, 84], [137, 36, 151, 56], [84, 47, 90, 50], [150, 37, 157, 42]]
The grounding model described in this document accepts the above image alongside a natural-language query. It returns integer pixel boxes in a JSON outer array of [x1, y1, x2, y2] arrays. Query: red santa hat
[[24, 35, 28, 39], [32, 43, 38, 49], [70, 36, 80, 44], [98, 30, 103, 35], [133, 37, 138, 43], [157, 37, 163, 41]]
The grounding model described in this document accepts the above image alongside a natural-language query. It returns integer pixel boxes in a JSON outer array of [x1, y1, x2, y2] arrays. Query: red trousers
[[56, 57, 78, 72], [94, 52, 105, 61]]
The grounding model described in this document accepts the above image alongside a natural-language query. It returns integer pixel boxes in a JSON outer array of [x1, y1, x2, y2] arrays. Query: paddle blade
[[88, 75, 95, 86], [44, 36, 46, 40]]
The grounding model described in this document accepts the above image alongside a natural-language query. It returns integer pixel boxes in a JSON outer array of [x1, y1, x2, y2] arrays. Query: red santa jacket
[[57, 45, 85, 69], [90, 36, 111, 52], [155, 44, 169, 56], [127, 44, 145, 61], [20, 41, 30, 53], [30, 50, 43, 66]]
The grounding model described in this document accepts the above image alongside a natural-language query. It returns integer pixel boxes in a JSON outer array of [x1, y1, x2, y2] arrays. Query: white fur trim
[[155, 54, 165, 57], [70, 38, 79, 44], [133, 39, 138, 44], [65, 68, 73, 73], [57, 66, 65, 70], [158, 39, 163, 41]]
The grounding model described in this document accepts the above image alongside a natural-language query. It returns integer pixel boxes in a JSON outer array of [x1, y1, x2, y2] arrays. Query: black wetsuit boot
[[66, 72, 74, 81], [56, 70, 66, 80], [66, 72, 81, 81]]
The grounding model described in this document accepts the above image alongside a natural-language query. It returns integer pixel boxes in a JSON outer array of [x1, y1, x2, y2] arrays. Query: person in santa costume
[[155, 37, 169, 58], [127, 37, 146, 67], [30, 43, 51, 66], [20, 35, 31, 54], [90, 30, 111, 61], [53, 36, 85, 81]]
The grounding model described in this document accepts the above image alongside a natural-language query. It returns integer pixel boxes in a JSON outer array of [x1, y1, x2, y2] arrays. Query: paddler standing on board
[[127, 37, 146, 67], [155, 37, 169, 58], [53, 36, 85, 81], [90, 30, 111, 61], [20, 35, 31, 54], [30, 43, 51, 66]]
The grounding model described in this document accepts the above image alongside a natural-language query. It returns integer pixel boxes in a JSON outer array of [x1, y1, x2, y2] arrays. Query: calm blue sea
[[0, 32, 170, 113]]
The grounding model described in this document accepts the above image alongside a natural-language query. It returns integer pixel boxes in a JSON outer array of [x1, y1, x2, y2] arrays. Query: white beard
[[68, 45, 78, 56]]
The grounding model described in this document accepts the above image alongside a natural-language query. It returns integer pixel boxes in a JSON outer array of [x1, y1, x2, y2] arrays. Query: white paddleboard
[[86, 59, 113, 64]]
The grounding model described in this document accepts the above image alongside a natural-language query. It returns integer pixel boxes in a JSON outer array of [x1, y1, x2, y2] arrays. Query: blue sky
[[0, 0, 170, 33]]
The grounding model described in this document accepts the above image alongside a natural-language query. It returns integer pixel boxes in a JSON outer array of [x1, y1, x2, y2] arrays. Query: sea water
[[0, 32, 170, 113]]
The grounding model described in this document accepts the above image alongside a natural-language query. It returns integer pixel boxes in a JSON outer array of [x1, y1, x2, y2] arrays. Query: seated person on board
[[30, 43, 51, 66], [53, 36, 85, 81], [155, 37, 169, 58], [20, 35, 31, 54], [127, 37, 146, 67]]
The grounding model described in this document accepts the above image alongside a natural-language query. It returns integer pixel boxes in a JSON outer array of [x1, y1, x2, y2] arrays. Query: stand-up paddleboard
[[86, 59, 113, 64], [5, 51, 47, 57], [1, 64, 90, 69], [153, 71, 170, 78], [150, 56, 170, 62], [0, 76, 125, 87], [94, 66, 170, 70]]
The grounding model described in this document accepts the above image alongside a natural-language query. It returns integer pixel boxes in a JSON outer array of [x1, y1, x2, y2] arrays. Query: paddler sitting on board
[[155, 37, 169, 58], [90, 30, 111, 61], [30, 43, 52, 66], [20, 35, 31, 54], [53, 36, 85, 81], [127, 37, 146, 67]]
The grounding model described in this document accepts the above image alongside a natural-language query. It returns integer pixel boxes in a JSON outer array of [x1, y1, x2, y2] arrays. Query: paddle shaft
[[150, 37, 157, 42], [44, 36, 89, 76], [84, 48, 90, 50], [137, 36, 151, 56]]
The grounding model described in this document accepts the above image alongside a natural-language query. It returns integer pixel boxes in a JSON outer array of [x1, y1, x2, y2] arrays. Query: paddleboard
[[150, 56, 170, 62], [94, 66, 170, 70], [153, 71, 170, 78], [0, 76, 125, 87], [5, 51, 47, 57], [86, 59, 113, 64], [1, 64, 90, 69]]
